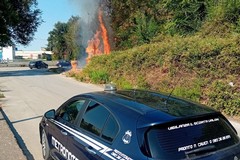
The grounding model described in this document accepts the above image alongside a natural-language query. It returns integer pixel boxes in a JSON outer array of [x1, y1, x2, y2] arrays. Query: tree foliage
[[0, 0, 42, 46], [104, 0, 240, 50], [162, 0, 207, 34], [47, 16, 82, 60], [64, 16, 81, 60], [105, 0, 161, 49], [47, 22, 68, 60]]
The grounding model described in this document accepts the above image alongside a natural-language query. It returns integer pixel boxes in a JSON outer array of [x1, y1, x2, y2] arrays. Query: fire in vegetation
[[86, 8, 111, 63]]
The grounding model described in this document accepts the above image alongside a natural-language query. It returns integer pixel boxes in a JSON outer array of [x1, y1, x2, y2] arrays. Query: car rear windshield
[[146, 115, 239, 159]]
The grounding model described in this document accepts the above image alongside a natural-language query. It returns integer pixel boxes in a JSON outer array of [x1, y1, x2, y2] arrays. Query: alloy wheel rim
[[42, 132, 46, 157]]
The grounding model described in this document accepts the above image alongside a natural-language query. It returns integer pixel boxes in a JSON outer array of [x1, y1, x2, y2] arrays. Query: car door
[[47, 98, 87, 160], [46, 113, 68, 160], [67, 100, 119, 160]]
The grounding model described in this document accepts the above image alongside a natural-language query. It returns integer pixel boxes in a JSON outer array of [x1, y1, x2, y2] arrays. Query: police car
[[39, 84, 240, 160]]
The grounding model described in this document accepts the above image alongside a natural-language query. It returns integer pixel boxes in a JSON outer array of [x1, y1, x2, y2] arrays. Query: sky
[[17, 0, 98, 51]]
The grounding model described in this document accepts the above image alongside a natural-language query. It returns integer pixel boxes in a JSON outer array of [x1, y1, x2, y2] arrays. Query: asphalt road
[[0, 67, 103, 160], [0, 67, 239, 160]]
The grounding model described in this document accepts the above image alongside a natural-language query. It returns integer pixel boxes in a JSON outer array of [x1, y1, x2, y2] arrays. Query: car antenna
[[165, 72, 182, 105]]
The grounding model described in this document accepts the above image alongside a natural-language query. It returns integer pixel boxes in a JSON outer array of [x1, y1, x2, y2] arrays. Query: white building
[[0, 46, 53, 61], [0, 46, 15, 61], [15, 50, 53, 60]]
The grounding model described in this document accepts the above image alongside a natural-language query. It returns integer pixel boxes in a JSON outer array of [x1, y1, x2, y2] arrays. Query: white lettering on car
[[50, 120, 134, 160], [168, 118, 219, 130], [178, 145, 193, 152], [52, 136, 79, 160], [177, 135, 232, 152], [110, 149, 133, 160], [198, 141, 208, 147]]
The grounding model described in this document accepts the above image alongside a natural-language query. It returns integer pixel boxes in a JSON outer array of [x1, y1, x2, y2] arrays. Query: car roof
[[81, 90, 217, 120], [30, 60, 42, 62]]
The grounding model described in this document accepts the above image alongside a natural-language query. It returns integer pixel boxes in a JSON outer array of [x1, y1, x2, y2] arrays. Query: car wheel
[[41, 130, 52, 160]]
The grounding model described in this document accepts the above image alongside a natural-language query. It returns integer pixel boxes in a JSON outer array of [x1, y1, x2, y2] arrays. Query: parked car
[[39, 84, 240, 160], [56, 60, 71, 69], [29, 60, 48, 69]]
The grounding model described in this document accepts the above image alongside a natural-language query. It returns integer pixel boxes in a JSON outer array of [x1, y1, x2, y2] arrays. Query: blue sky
[[17, 0, 82, 51]]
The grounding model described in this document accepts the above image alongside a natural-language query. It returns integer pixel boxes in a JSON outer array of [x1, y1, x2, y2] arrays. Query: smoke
[[68, 0, 100, 67], [70, 0, 100, 22], [70, 0, 113, 67], [70, 1, 101, 45]]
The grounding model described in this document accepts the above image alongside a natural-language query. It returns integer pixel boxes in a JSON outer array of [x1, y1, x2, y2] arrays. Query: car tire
[[41, 130, 52, 160]]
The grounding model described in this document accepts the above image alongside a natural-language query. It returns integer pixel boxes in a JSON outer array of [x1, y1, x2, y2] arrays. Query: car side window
[[58, 100, 86, 124], [102, 115, 119, 142], [80, 101, 109, 136], [80, 101, 119, 142]]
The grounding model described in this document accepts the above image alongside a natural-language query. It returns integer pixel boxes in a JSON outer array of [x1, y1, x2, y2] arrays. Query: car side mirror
[[44, 109, 56, 119]]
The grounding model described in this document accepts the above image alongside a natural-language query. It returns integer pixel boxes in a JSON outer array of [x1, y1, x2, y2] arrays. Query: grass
[[0, 90, 4, 98], [0, 94, 4, 98]]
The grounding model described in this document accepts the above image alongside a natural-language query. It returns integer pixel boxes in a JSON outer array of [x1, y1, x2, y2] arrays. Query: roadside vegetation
[[0, 89, 4, 99], [67, 0, 240, 118], [67, 34, 240, 117]]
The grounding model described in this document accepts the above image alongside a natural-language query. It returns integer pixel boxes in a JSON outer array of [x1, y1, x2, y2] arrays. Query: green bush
[[0, 93, 4, 98], [172, 79, 202, 102], [88, 69, 109, 84], [113, 77, 133, 89], [207, 81, 240, 116]]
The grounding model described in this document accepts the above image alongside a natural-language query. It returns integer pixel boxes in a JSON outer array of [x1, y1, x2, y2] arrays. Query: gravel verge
[[0, 107, 27, 160]]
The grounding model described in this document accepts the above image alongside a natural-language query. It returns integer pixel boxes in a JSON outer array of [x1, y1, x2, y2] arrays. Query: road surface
[[0, 67, 239, 160], [0, 67, 103, 160]]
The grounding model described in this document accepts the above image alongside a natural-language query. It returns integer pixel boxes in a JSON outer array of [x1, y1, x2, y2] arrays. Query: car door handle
[[85, 146, 96, 155], [60, 130, 68, 136]]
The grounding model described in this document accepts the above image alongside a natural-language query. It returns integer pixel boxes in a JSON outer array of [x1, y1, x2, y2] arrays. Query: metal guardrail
[[0, 59, 9, 64], [0, 60, 58, 67]]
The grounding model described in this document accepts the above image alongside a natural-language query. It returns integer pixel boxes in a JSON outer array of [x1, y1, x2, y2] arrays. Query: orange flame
[[98, 9, 111, 55], [85, 31, 102, 63], [86, 8, 111, 63]]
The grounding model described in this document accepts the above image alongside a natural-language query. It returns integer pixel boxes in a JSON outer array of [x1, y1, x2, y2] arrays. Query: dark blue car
[[29, 60, 48, 69], [56, 60, 71, 69], [39, 85, 240, 160]]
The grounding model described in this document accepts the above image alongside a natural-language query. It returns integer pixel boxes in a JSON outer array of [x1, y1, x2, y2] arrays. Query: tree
[[47, 22, 68, 60], [104, 0, 162, 49], [47, 16, 82, 60], [0, 0, 42, 46], [162, 0, 207, 34], [104, 0, 209, 48], [64, 16, 81, 60]]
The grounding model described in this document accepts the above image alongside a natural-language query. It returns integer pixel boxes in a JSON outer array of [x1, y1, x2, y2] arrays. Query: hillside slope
[[68, 33, 240, 117]]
